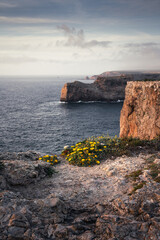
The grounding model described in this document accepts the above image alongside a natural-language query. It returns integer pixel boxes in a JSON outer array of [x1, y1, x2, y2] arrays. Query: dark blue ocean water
[[0, 76, 123, 154]]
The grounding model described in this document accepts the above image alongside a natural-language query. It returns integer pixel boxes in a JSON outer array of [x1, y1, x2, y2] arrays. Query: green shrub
[[0, 161, 4, 171], [39, 154, 60, 166], [44, 166, 55, 177], [61, 135, 160, 167], [62, 135, 125, 166]]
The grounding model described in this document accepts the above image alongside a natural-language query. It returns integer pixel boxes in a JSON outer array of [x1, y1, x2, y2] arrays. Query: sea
[[0, 76, 123, 155]]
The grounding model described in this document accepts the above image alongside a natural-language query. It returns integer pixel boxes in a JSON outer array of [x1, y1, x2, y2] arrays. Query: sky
[[0, 0, 160, 76]]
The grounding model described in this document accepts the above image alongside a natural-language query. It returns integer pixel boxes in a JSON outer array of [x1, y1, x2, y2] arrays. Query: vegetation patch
[[145, 154, 160, 182], [0, 161, 4, 171], [145, 155, 157, 163], [148, 163, 160, 180], [61, 135, 160, 167], [39, 155, 60, 166], [136, 79, 160, 82], [44, 166, 56, 177], [125, 170, 143, 181], [154, 176, 160, 183], [129, 182, 146, 195]]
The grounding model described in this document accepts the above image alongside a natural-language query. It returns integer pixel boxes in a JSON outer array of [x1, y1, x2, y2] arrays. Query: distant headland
[[60, 71, 160, 102]]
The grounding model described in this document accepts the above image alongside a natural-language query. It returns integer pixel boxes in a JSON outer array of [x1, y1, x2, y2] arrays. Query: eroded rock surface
[[0, 151, 160, 239], [120, 81, 160, 140]]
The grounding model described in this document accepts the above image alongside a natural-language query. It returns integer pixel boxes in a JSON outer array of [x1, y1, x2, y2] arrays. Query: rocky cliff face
[[120, 81, 160, 140], [60, 77, 129, 102], [60, 74, 160, 102]]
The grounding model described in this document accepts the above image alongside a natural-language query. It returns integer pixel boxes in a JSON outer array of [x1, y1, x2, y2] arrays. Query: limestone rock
[[0, 150, 40, 161], [60, 77, 128, 102], [3, 160, 53, 186], [0, 151, 160, 239], [60, 74, 160, 102], [0, 190, 68, 240], [120, 81, 160, 140], [95, 189, 160, 240]]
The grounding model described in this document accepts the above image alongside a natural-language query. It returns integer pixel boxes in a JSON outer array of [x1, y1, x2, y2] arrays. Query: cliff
[[90, 71, 160, 80], [120, 81, 160, 140], [60, 76, 129, 102], [60, 73, 160, 102]]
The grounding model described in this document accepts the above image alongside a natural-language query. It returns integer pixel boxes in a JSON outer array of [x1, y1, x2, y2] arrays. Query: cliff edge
[[120, 81, 160, 140]]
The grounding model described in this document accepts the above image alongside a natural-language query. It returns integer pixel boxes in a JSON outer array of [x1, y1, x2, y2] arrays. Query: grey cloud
[[57, 24, 111, 48], [123, 42, 160, 59], [0, 16, 70, 24], [125, 42, 159, 48], [0, 2, 17, 8], [0, 55, 38, 64]]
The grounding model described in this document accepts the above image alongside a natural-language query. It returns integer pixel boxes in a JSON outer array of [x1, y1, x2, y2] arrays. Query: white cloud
[[0, 32, 160, 75], [0, 55, 38, 64]]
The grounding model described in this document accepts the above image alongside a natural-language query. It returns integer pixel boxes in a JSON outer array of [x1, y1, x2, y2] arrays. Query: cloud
[[0, 54, 74, 65], [0, 16, 74, 24], [124, 42, 160, 57], [0, 2, 17, 8], [0, 55, 38, 64], [57, 24, 111, 48], [125, 42, 159, 48]]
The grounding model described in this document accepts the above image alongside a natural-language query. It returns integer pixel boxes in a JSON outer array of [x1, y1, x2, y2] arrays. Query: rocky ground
[[0, 150, 160, 240]]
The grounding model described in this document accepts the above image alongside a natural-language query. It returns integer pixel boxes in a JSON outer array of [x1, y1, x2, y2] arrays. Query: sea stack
[[120, 81, 160, 140]]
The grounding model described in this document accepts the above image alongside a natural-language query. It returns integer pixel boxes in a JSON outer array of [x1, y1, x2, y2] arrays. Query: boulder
[[2, 160, 53, 186]]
